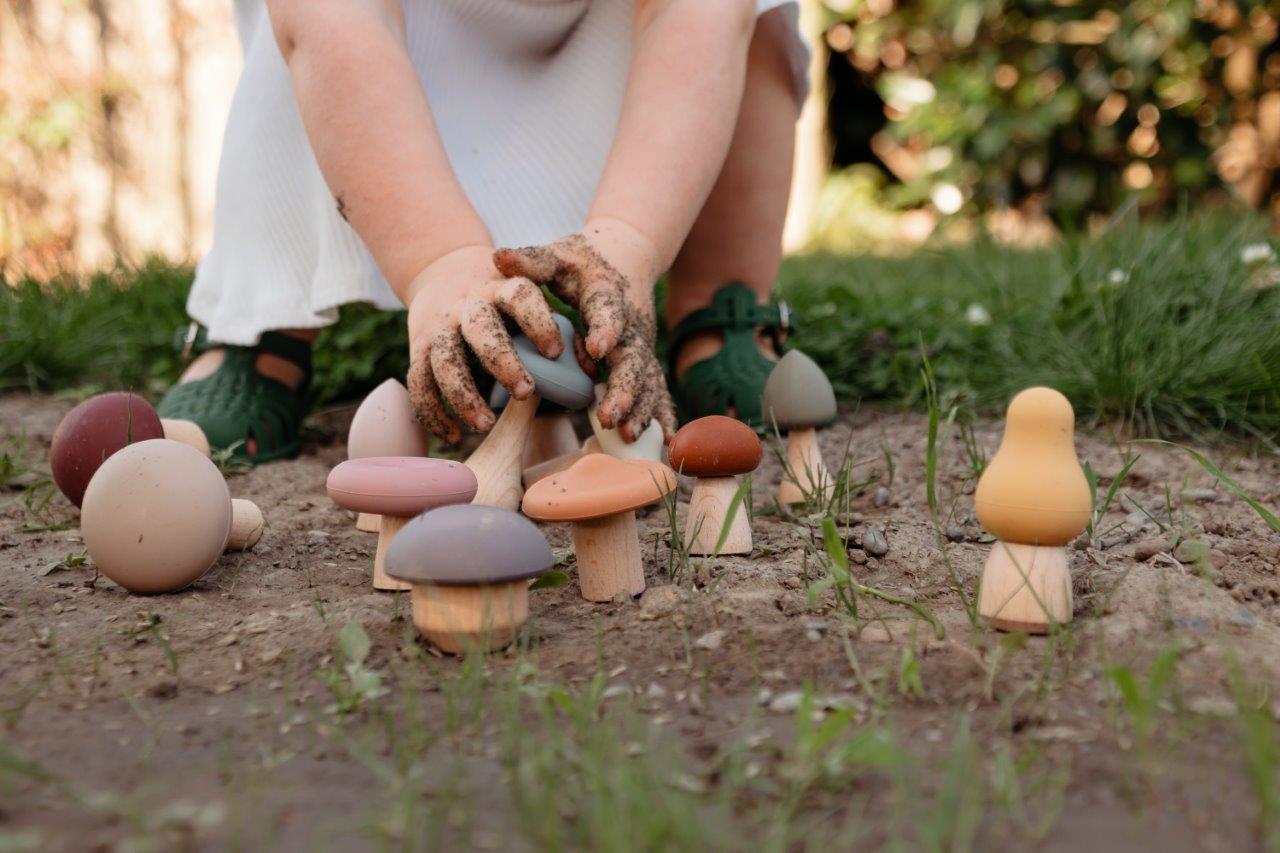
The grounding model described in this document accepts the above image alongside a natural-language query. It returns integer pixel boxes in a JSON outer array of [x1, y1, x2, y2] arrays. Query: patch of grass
[[5, 213, 1277, 440]]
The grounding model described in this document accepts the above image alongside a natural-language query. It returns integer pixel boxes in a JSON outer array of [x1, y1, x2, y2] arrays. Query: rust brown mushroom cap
[[668, 416, 762, 477]]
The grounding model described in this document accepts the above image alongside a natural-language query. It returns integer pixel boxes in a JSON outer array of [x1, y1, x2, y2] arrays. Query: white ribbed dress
[[189, 0, 807, 345]]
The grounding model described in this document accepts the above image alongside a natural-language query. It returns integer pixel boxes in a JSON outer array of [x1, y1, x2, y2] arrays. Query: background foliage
[[820, 0, 1280, 226]]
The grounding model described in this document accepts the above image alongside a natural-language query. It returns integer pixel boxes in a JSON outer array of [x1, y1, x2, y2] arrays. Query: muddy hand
[[406, 246, 562, 443]]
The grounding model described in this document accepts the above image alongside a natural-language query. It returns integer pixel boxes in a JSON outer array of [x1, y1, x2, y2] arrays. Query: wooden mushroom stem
[[356, 512, 381, 533], [373, 516, 413, 592], [779, 427, 831, 504], [227, 498, 264, 551], [524, 413, 579, 469], [977, 541, 1072, 634], [466, 394, 539, 511], [570, 511, 645, 602], [685, 476, 751, 556], [523, 448, 587, 489], [410, 581, 529, 654]]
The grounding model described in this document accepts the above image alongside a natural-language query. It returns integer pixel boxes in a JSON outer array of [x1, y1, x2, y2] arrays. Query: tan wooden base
[[466, 395, 537, 511], [978, 542, 1072, 634], [356, 512, 380, 533], [523, 448, 586, 489], [161, 418, 211, 457], [571, 511, 645, 602], [685, 476, 752, 555], [411, 581, 529, 654], [778, 428, 831, 505], [373, 515, 412, 592], [524, 414, 579, 469], [227, 499, 264, 551]]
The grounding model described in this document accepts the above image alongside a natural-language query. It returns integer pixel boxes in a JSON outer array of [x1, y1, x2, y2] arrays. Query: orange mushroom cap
[[668, 415, 762, 477], [521, 454, 676, 522]]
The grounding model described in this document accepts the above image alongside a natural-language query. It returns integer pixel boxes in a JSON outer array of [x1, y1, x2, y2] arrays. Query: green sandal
[[668, 283, 791, 430], [157, 324, 313, 464]]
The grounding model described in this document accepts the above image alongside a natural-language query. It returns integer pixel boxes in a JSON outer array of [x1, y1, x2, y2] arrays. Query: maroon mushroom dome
[[51, 392, 165, 507], [667, 415, 762, 478]]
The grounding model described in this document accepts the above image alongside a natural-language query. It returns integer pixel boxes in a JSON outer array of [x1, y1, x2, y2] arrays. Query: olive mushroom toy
[[586, 385, 665, 462], [761, 350, 837, 504], [327, 457, 477, 591], [51, 392, 166, 507], [490, 383, 580, 469], [668, 416, 762, 555], [466, 313, 594, 511], [348, 378, 431, 532], [522, 454, 676, 602], [385, 504, 553, 653], [80, 438, 264, 594], [974, 387, 1091, 633]]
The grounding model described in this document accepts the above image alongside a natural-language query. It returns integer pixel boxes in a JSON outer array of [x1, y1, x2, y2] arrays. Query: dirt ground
[[2, 392, 1280, 851]]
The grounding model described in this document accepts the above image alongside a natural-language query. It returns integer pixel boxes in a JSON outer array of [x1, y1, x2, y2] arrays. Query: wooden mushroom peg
[[668, 416, 762, 555], [761, 351, 838, 505], [385, 504, 553, 653], [348, 379, 430, 532], [81, 439, 264, 593], [51, 392, 166, 507], [974, 387, 1091, 633], [523, 455, 677, 602], [466, 314, 594, 511], [490, 383, 580, 470], [327, 457, 477, 591], [587, 385, 665, 461]]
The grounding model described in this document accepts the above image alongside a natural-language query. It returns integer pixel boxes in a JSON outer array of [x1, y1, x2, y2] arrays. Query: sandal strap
[[668, 283, 792, 356], [174, 322, 314, 374]]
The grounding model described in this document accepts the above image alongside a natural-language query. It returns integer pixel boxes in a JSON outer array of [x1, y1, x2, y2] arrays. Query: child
[[159, 0, 808, 461]]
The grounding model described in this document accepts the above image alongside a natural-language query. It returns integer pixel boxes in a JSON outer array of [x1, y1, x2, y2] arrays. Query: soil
[[2, 392, 1279, 851]]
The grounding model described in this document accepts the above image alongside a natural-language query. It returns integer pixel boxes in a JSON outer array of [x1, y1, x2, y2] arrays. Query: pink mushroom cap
[[326, 457, 477, 516]]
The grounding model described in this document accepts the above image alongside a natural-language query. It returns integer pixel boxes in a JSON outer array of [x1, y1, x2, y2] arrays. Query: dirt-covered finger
[[596, 343, 647, 428], [495, 277, 562, 359], [579, 282, 627, 360], [429, 328, 495, 433], [492, 245, 563, 287], [459, 301, 535, 400], [407, 341, 461, 444], [572, 332, 600, 381]]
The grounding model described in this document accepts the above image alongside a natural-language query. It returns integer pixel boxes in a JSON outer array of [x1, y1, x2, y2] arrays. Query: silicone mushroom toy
[[348, 379, 430, 532], [974, 387, 1091, 633], [586, 385, 665, 462], [80, 439, 263, 593], [51, 392, 166, 507], [668, 416, 762, 555], [327, 457, 477, 591], [160, 418, 211, 457], [489, 383, 580, 469], [466, 314, 593, 510], [385, 504, 553, 653], [761, 351, 837, 504], [522, 454, 676, 602]]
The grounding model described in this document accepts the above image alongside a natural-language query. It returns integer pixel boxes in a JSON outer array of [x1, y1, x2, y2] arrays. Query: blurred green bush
[[822, 0, 1280, 224]]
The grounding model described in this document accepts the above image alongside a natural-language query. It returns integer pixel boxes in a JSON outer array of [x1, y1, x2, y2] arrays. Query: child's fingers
[[596, 343, 647, 427], [459, 300, 535, 400], [494, 277, 563, 359], [654, 392, 678, 443], [493, 245, 562, 286], [429, 328, 496, 433], [407, 341, 462, 445], [572, 333, 599, 381], [579, 281, 627, 360]]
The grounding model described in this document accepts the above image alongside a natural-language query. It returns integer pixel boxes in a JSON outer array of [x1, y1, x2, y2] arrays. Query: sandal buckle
[[181, 321, 200, 358]]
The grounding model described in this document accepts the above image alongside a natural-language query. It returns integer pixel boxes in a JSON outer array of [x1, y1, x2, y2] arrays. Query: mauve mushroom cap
[[385, 504, 553, 585], [348, 379, 429, 459], [81, 439, 230, 593], [668, 415, 762, 477], [327, 457, 477, 516], [51, 392, 165, 507], [521, 454, 677, 522], [514, 314, 594, 410], [761, 350, 837, 430]]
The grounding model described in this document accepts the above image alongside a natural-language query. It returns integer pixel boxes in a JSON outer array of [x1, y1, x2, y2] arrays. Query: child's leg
[[666, 13, 802, 379]]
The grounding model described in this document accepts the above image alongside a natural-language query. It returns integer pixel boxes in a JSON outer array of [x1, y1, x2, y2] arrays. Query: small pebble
[[1182, 488, 1219, 503], [694, 629, 726, 651], [1174, 539, 1212, 564], [639, 585, 682, 619], [1228, 609, 1256, 630], [1124, 511, 1153, 529], [945, 527, 967, 543], [872, 487, 891, 508], [1133, 538, 1171, 561], [768, 690, 804, 714], [861, 526, 889, 557], [804, 621, 827, 642]]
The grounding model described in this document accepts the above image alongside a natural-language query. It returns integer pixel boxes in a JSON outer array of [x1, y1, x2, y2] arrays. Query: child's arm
[[267, 0, 561, 442], [495, 0, 757, 440]]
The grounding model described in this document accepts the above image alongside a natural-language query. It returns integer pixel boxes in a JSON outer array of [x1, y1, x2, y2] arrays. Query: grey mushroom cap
[[384, 504, 553, 586], [489, 382, 569, 416], [761, 350, 837, 430], [513, 314, 594, 410]]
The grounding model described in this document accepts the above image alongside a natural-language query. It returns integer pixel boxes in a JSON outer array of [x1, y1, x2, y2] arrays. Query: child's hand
[[493, 219, 678, 443], [406, 246, 563, 443]]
